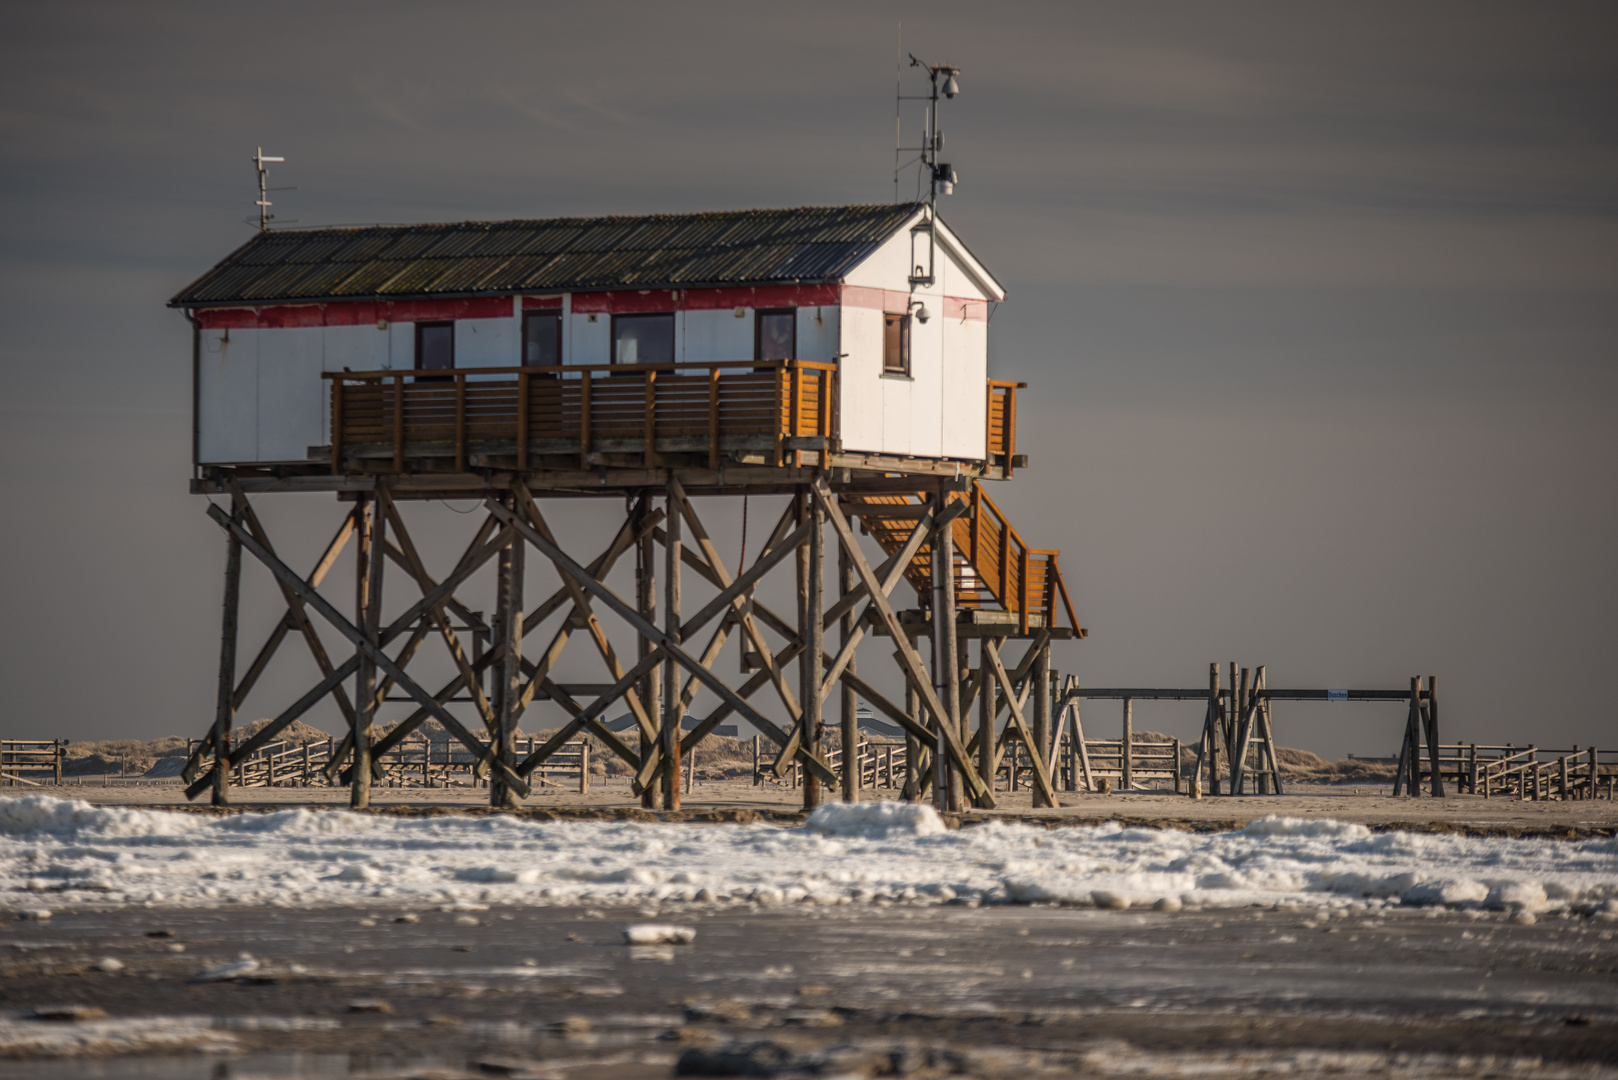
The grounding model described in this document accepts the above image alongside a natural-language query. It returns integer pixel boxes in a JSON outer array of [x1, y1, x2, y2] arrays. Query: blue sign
[[1326, 689, 1348, 701]]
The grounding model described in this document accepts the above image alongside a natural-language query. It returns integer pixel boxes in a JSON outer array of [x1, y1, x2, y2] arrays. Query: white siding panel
[[682, 308, 751, 364], [838, 306, 883, 453], [197, 327, 258, 464], [388, 322, 413, 369], [323, 323, 389, 372], [796, 306, 838, 365], [456, 317, 516, 369], [940, 317, 987, 459], [256, 327, 324, 463], [569, 313, 609, 365]]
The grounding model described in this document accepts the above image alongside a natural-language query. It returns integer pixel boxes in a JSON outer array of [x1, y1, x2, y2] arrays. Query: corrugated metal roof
[[170, 203, 928, 307]]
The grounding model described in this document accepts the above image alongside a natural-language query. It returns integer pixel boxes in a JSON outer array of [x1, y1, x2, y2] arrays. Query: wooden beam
[[983, 639, 1057, 806], [200, 503, 530, 797], [810, 478, 993, 807], [486, 498, 837, 786]]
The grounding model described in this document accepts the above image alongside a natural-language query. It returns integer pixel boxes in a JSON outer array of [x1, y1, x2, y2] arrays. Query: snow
[[1, 795, 1614, 915]]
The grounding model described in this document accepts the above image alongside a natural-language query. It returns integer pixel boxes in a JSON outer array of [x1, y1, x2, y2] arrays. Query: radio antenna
[[253, 147, 285, 232], [896, 55, 960, 286]]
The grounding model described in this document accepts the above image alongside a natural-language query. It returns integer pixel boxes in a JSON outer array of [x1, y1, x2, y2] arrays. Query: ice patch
[[2, 796, 1612, 916], [803, 800, 947, 838]]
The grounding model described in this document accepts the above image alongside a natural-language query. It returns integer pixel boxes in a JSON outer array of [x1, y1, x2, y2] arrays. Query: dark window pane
[[524, 311, 561, 366], [613, 313, 674, 365], [757, 310, 795, 360], [883, 312, 910, 375], [417, 322, 454, 371]]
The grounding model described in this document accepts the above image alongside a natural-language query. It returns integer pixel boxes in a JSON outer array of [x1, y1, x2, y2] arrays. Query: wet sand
[[34, 777, 1618, 836], [3, 901, 1617, 1078]]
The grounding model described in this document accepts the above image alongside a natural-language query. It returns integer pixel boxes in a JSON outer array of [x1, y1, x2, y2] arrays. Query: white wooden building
[[171, 203, 1010, 473]]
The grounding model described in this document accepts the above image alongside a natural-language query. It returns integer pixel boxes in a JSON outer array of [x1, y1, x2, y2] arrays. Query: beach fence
[[763, 736, 908, 792], [212, 735, 593, 793], [1467, 745, 1614, 801], [0, 740, 65, 786], [1055, 665, 1454, 797]]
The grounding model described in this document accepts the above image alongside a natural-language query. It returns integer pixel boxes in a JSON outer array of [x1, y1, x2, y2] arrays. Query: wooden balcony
[[323, 360, 1024, 478]]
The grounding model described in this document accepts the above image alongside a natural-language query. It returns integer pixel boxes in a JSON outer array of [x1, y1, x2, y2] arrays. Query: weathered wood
[[978, 640, 997, 792], [801, 487, 824, 810], [200, 503, 531, 797], [492, 495, 524, 809], [662, 479, 683, 810], [210, 498, 244, 806], [982, 641, 1058, 805], [839, 542, 858, 803], [351, 488, 388, 809], [1425, 675, 1444, 798], [1030, 640, 1053, 807], [485, 498, 838, 787], [811, 480, 992, 806]]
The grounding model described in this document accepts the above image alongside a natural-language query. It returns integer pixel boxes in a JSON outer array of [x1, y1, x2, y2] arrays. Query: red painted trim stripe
[[521, 295, 564, 310], [570, 284, 841, 315], [840, 285, 988, 321], [193, 296, 514, 330]]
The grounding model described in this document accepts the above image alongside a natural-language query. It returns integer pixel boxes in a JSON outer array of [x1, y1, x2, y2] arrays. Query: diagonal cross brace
[[810, 477, 994, 807], [486, 498, 838, 787], [201, 503, 531, 798]]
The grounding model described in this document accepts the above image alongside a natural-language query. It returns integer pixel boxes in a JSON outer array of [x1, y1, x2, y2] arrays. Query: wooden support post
[[637, 494, 658, 808], [903, 678, 920, 802], [979, 640, 997, 792], [1424, 675, 1444, 798], [580, 739, 590, 795], [838, 541, 858, 803], [1225, 661, 1239, 792], [932, 483, 963, 811], [211, 498, 244, 807], [491, 496, 523, 809], [351, 493, 380, 809], [800, 487, 824, 810], [1121, 696, 1133, 790], [663, 481, 683, 810], [1031, 641, 1054, 807], [1070, 679, 1094, 792]]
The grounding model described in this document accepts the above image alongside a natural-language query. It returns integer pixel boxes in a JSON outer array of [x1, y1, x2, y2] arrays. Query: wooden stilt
[[491, 495, 524, 808], [800, 487, 823, 810], [902, 677, 920, 801], [1424, 675, 1444, 798], [838, 538, 857, 802], [636, 494, 658, 808], [663, 481, 683, 811], [211, 497, 244, 807], [1031, 642, 1054, 806], [979, 640, 997, 793], [351, 492, 382, 810], [1069, 678, 1094, 792], [932, 482, 964, 811]]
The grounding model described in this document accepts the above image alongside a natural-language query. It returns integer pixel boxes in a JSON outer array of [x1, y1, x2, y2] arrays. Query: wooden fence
[[1, 740, 64, 786]]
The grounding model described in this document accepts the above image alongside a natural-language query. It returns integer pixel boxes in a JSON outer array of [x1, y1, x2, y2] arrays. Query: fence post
[[1121, 697, 1133, 790]]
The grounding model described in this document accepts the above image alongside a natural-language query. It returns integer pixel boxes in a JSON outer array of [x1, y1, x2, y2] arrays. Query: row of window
[[416, 308, 913, 377]]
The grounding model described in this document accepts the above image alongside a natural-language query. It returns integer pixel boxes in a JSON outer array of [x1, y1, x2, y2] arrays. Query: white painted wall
[[256, 326, 324, 462], [197, 327, 257, 464], [568, 312, 610, 365], [836, 217, 997, 462], [681, 308, 751, 364]]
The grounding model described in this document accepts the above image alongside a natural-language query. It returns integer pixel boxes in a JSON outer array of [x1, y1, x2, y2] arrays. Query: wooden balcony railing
[[325, 359, 836, 474], [987, 380, 1024, 477]]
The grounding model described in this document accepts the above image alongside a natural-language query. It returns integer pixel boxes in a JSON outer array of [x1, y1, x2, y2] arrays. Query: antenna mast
[[253, 147, 285, 232], [898, 56, 959, 286]]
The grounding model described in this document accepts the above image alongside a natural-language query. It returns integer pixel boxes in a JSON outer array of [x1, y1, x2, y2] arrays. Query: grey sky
[[1, 2, 1613, 757]]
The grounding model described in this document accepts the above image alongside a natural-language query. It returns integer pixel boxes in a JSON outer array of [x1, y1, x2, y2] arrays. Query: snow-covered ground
[[2, 796, 1614, 915]]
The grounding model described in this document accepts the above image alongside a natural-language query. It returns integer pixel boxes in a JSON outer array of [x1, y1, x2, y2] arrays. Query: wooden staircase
[[842, 482, 1081, 636]]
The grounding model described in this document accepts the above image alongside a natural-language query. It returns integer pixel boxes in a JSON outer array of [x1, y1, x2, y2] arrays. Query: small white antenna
[[895, 55, 961, 286], [253, 147, 285, 232]]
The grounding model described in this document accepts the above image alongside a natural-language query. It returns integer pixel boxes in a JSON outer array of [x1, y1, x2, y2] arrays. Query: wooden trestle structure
[[184, 368, 1081, 813]]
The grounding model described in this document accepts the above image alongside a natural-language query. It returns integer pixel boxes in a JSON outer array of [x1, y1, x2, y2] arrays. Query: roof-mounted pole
[[901, 56, 960, 287], [253, 148, 285, 232]]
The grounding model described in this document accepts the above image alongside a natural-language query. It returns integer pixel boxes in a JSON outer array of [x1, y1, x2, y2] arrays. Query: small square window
[[755, 308, 795, 361], [883, 311, 911, 377], [415, 321, 453, 382]]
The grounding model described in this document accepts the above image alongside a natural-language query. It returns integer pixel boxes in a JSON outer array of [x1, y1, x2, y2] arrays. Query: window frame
[[522, 309, 562, 369], [882, 311, 912, 378], [414, 320, 455, 381], [754, 307, 797, 363], [610, 311, 676, 367]]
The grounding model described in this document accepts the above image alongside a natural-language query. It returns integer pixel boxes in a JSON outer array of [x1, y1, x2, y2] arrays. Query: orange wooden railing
[[325, 359, 836, 474], [986, 380, 1024, 477], [847, 481, 1079, 635]]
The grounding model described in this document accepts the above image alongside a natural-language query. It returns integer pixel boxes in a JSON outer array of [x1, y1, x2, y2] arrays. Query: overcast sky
[[1, 1, 1614, 758]]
